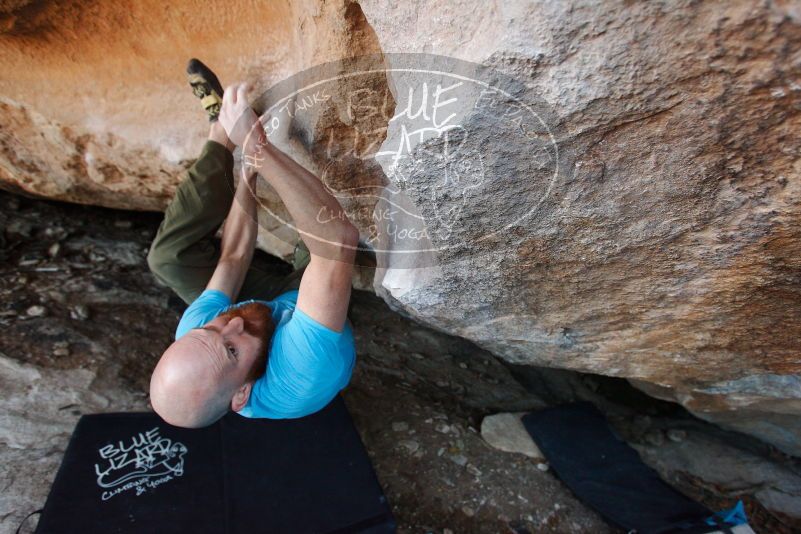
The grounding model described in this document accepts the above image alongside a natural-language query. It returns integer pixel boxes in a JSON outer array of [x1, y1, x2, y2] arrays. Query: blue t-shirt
[[175, 289, 355, 419]]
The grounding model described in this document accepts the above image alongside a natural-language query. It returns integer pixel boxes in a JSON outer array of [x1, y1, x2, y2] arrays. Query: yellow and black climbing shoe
[[186, 58, 224, 122]]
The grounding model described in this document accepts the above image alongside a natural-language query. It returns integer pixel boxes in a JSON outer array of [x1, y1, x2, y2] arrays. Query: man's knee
[[147, 242, 171, 284], [146, 247, 206, 305]]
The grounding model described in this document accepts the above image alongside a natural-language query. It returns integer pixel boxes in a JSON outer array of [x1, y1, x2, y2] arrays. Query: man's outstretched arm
[[219, 82, 359, 331], [250, 142, 359, 332], [204, 167, 258, 301]]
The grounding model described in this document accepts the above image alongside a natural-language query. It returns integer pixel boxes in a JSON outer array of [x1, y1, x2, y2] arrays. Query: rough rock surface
[[0, 0, 387, 259], [0, 355, 149, 532], [1, 1, 801, 456], [633, 426, 801, 528], [356, 0, 801, 457]]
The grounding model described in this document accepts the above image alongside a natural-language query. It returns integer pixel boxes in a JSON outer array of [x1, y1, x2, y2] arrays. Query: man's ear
[[230, 382, 253, 412]]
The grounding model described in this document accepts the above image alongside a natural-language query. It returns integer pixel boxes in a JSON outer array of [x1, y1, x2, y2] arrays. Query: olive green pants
[[147, 140, 307, 305]]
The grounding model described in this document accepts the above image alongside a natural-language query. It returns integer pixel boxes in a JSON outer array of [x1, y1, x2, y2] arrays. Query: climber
[[146, 59, 359, 428]]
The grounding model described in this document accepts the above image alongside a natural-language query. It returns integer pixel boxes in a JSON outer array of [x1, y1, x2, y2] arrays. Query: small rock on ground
[[480, 412, 544, 459]]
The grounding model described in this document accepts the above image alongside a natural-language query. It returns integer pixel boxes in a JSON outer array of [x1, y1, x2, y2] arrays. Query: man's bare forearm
[[203, 169, 258, 301], [219, 170, 258, 263], [247, 141, 358, 260]]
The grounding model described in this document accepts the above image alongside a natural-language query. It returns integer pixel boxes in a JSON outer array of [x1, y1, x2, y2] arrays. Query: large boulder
[[1, 0, 800, 456], [357, 0, 801, 456]]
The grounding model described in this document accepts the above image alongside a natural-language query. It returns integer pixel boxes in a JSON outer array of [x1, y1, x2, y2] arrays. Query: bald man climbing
[[147, 59, 359, 428]]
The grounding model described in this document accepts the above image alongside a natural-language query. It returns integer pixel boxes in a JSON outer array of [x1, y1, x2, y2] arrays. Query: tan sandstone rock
[[0, 0, 386, 258]]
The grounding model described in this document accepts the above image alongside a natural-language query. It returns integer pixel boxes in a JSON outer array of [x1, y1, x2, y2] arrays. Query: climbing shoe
[[186, 58, 224, 122]]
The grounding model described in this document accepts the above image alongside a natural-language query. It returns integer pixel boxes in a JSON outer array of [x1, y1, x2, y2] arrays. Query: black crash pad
[[35, 396, 395, 534], [522, 402, 720, 534]]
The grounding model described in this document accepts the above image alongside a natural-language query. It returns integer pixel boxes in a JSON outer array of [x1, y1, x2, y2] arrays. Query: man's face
[[186, 314, 266, 384], [149, 302, 273, 427]]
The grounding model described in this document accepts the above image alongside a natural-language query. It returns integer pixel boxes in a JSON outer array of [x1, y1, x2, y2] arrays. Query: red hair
[[217, 302, 274, 382]]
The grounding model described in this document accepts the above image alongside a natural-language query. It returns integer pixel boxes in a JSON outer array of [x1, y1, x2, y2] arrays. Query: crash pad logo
[[94, 426, 187, 502]]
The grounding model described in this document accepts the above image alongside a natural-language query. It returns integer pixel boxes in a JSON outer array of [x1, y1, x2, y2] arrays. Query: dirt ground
[[1, 189, 799, 534]]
